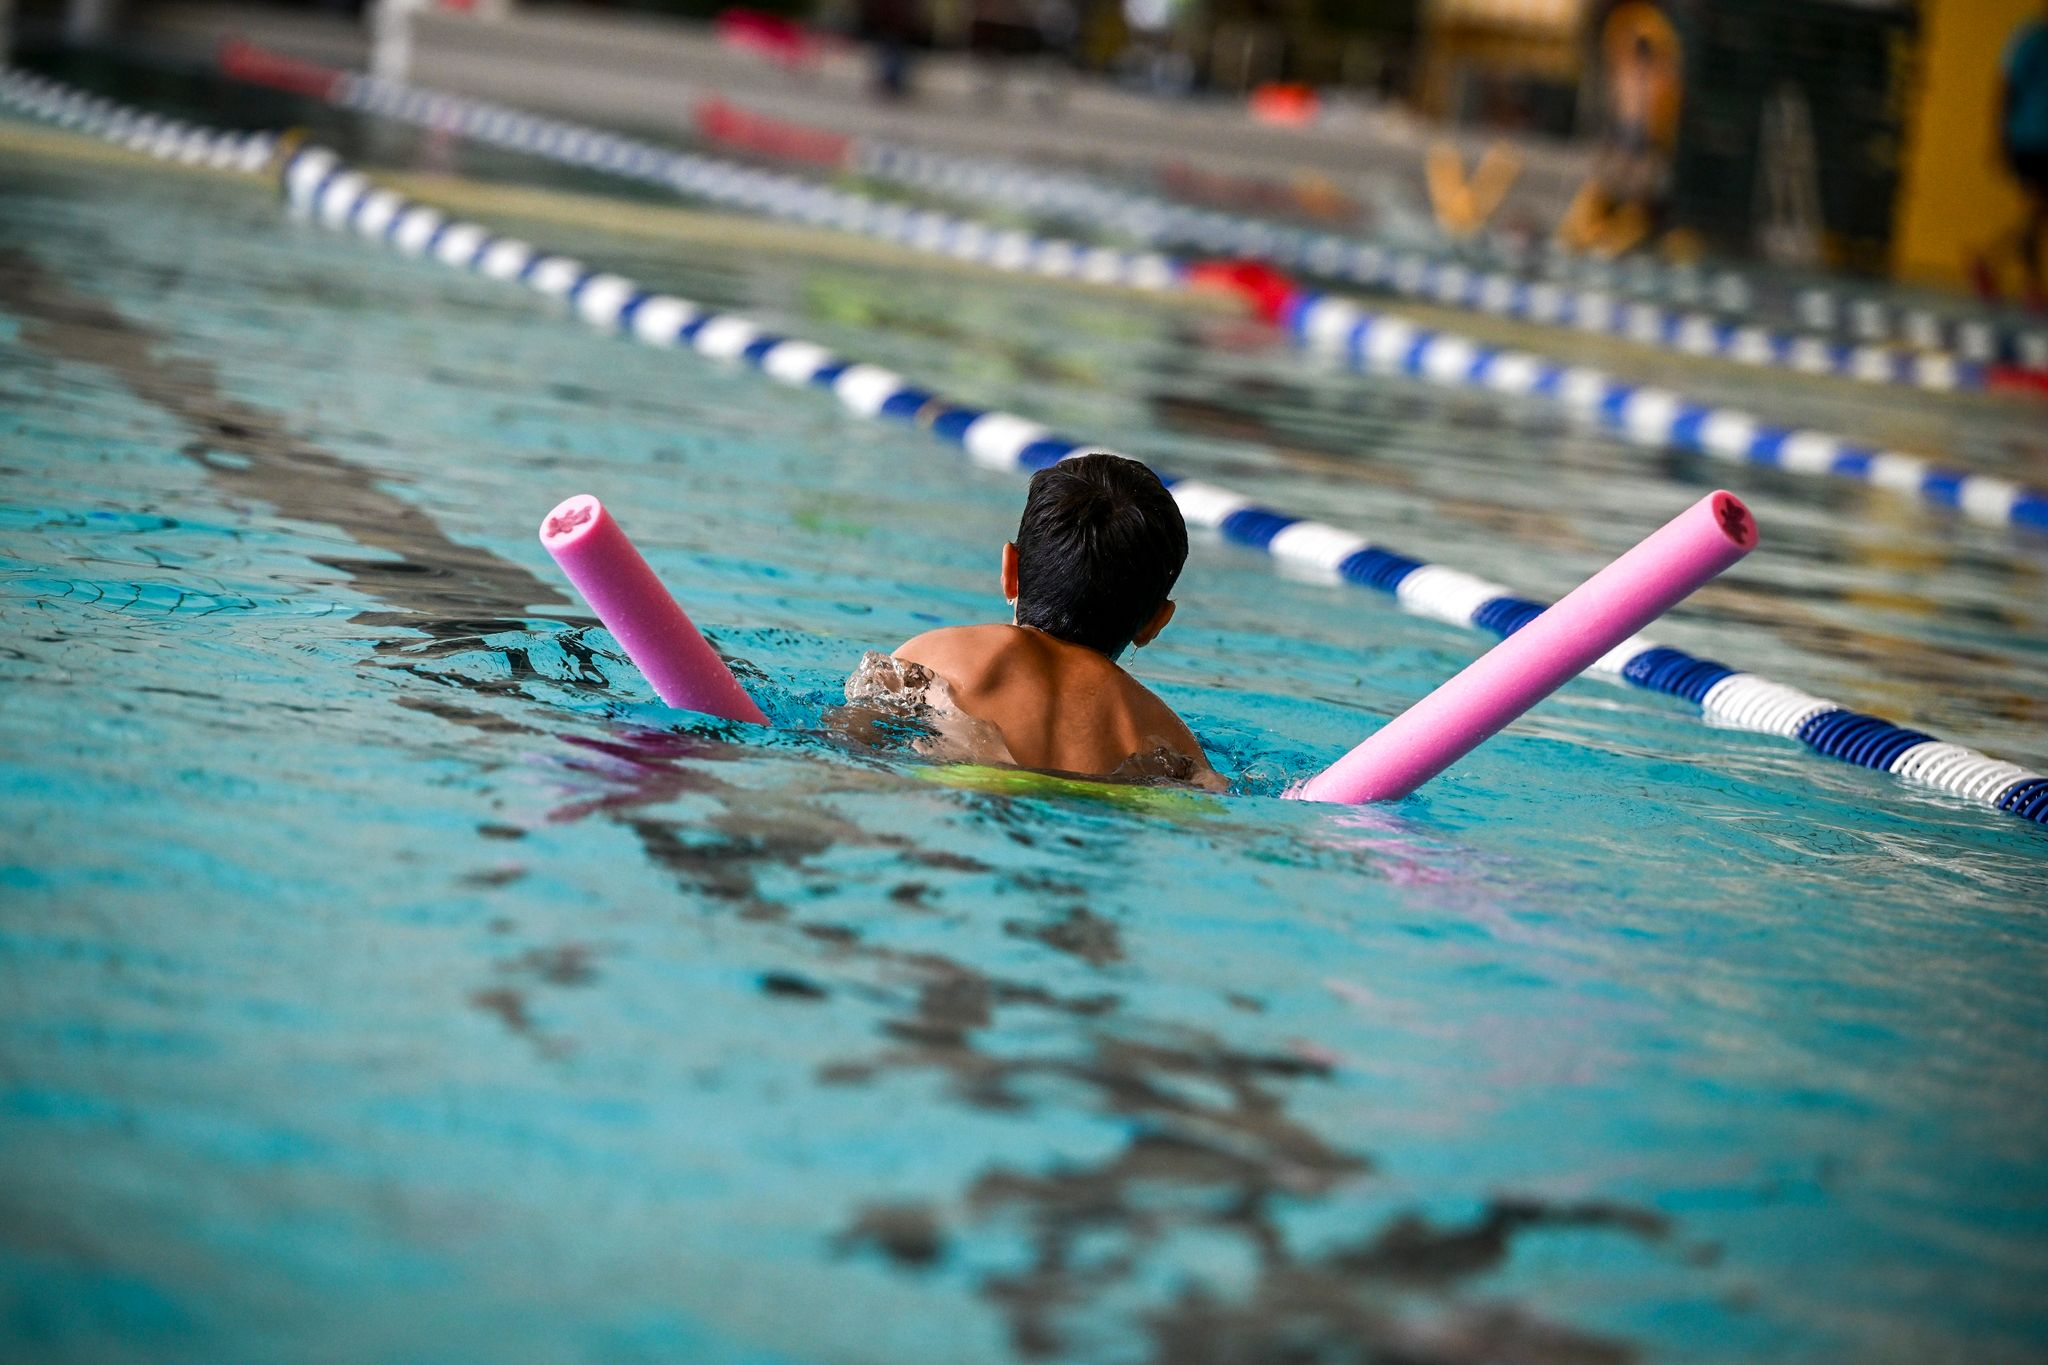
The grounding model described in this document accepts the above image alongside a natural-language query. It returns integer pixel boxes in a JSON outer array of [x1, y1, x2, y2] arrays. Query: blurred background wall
[[7, 0, 2039, 300], [1893, 0, 2043, 290]]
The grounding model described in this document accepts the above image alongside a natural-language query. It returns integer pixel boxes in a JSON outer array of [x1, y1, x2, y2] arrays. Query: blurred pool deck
[[123, 0, 1593, 232]]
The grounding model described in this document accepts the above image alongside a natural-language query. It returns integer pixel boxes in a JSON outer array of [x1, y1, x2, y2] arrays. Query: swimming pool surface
[[2, 65, 2046, 1364]]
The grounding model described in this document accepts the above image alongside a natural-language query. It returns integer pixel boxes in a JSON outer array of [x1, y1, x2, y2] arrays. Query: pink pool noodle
[[1294, 490, 1757, 805], [539, 494, 769, 725]]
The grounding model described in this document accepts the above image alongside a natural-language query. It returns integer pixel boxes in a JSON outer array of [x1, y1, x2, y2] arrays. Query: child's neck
[[1013, 623, 1127, 666]]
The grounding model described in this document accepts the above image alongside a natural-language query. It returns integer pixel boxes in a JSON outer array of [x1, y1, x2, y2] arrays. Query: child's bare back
[[896, 623, 1217, 785]]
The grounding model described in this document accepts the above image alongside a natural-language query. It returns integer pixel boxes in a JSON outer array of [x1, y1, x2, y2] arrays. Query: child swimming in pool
[[843, 453, 1224, 789]]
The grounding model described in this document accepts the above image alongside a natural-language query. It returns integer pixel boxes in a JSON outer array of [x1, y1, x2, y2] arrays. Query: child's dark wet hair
[[1013, 453, 1188, 657]]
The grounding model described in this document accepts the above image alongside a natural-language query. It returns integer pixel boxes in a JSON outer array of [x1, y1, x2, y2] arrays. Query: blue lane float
[[856, 142, 2030, 391], [0, 68, 275, 170], [705, 111, 2048, 374], [1781, 281, 2048, 373], [857, 140, 2048, 372], [1283, 293, 2048, 534], [311, 65, 1991, 395], [217, 35, 2048, 375], [267, 143, 2047, 828], [857, 141, 2048, 376], [325, 73, 1183, 294]]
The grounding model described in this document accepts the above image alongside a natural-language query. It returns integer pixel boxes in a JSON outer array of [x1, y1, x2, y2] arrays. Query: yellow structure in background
[[1426, 140, 1522, 236], [1556, 1, 1683, 258], [1596, 2, 1682, 151], [1893, 0, 2040, 290]]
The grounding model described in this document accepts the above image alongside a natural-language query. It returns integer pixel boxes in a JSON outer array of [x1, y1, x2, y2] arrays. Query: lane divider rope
[[217, 37, 2048, 372], [1280, 291, 2048, 533], [0, 67, 275, 170], [843, 131, 2048, 372], [596, 63, 2048, 376], [852, 140, 2036, 391], [340, 63, 2006, 393], [1094, 155, 2045, 373], [634, 80, 2048, 381]]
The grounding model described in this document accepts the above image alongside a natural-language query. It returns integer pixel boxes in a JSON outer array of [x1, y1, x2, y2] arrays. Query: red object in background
[[216, 37, 345, 99], [1986, 364, 2048, 397], [714, 9, 820, 70], [1184, 260, 1301, 326], [1248, 82, 1319, 127], [693, 98, 852, 168]]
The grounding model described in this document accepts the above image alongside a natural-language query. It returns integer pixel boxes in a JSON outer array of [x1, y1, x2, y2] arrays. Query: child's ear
[[1133, 599, 1176, 648], [1001, 543, 1020, 605]]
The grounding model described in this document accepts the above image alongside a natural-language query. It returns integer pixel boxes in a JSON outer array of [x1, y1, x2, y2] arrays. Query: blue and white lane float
[[844, 130, 2048, 376], [273, 143, 2047, 827], [1497, 246, 2048, 377], [323, 72, 1186, 292], [858, 141, 2048, 375], [1786, 282, 2048, 371], [0, 67, 275, 170], [318, 68, 1997, 394], [1280, 292, 2048, 534], [7, 65, 2046, 534], [203, 40, 2048, 377], [857, 142, 2026, 391]]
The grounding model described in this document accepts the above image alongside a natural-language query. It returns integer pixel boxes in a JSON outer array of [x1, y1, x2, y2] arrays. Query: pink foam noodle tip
[[1293, 490, 1757, 805], [539, 494, 770, 726]]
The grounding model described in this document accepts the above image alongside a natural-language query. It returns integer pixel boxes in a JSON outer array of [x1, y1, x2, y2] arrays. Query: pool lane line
[[213, 37, 2048, 376], [168, 61, 2048, 531], [0, 108, 1210, 304], [685, 95, 2048, 376], [272, 142, 2047, 828], [850, 141, 2029, 392], [1278, 291, 2048, 533], [0, 115, 266, 179], [0, 71, 276, 173], [367, 172, 1226, 305], [850, 140, 2048, 382], [324, 63, 2012, 396], [866, 141, 2048, 373]]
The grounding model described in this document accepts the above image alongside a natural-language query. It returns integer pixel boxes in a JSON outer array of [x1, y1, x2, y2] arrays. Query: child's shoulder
[[898, 623, 1013, 646], [895, 623, 1029, 680], [897, 622, 1019, 655]]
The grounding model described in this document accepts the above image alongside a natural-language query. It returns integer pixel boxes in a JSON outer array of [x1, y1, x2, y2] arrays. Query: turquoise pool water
[[3, 81, 2047, 1364]]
